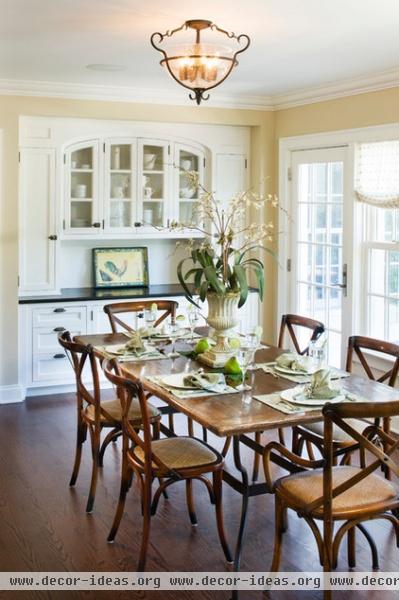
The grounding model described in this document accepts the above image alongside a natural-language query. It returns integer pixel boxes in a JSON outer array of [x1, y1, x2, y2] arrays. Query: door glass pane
[[295, 159, 344, 367], [70, 147, 93, 228], [178, 149, 200, 226], [108, 144, 132, 229]]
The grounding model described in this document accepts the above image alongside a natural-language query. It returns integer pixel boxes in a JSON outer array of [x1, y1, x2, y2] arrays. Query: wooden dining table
[[75, 331, 399, 588]]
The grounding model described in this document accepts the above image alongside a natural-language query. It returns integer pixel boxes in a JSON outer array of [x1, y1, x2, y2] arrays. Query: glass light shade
[[162, 43, 235, 90]]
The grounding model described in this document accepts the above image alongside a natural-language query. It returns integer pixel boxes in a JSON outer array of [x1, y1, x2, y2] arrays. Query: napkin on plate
[[183, 371, 226, 392], [276, 352, 312, 373], [301, 368, 342, 400]]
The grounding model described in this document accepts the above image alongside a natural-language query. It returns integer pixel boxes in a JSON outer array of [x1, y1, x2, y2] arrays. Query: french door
[[288, 147, 352, 368]]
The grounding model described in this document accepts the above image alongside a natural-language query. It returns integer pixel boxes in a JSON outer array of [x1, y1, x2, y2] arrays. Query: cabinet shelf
[[143, 170, 165, 175], [71, 169, 93, 173], [110, 169, 131, 174], [70, 197, 93, 202]]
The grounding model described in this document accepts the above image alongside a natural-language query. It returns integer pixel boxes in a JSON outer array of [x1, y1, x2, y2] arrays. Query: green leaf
[[194, 269, 203, 291], [247, 264, 265, 301], [199, 280, 209, 302], [204, 265, 226, 295], [233, 264, 248, 308], [184, 267, 203, 281]]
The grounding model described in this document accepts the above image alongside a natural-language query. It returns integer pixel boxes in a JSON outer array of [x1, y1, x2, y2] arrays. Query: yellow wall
[[0, 96, 274, 390]]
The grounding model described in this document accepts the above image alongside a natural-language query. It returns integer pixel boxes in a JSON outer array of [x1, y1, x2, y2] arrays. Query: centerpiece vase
[[198, 291, 240, 368]]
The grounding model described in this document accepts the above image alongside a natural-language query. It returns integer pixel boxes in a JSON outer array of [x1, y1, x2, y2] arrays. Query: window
[[357, 141, 399, 344]]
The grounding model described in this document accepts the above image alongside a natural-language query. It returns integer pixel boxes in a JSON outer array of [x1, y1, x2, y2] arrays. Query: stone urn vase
[[198, 291, 240, 367]]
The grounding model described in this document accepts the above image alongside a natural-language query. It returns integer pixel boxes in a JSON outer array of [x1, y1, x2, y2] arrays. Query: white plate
[[280, 387, 345, 406], [160, 373, 199, 390], [274, 364, 316, 376]]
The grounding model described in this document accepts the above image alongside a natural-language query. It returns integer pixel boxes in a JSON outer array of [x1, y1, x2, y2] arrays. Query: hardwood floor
[[0, 392, 398, 599]]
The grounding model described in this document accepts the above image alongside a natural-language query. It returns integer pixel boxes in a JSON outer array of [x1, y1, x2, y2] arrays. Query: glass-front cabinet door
[[104, 140, 137, 232], [137, 139, 169, 231], [174, 144, 204, 228], [64, 140, 100, 234]]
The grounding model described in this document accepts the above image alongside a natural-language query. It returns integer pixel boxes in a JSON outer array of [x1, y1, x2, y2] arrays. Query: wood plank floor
[[0, 392, 398, 600]]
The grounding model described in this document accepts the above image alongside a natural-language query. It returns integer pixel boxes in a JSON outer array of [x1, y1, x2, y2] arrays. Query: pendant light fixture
[[150, 20, 250, 105]]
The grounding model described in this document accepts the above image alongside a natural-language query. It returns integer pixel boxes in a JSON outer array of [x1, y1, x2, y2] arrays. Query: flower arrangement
[[169, 171, 285, 308]]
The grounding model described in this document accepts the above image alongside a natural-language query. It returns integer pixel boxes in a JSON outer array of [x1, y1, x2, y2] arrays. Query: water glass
[[309, 339, 327, 369], [237, 347, 255, 391], [166, 318, 181, 358], [245, 332, 261, 371], [144, 307, 157, 337]]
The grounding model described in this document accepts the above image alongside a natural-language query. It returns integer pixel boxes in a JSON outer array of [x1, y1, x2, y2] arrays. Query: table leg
[[231, 435, 250, 600]]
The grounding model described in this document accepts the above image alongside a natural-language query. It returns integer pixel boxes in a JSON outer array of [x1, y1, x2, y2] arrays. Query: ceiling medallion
[[150, 19, 250, 105]]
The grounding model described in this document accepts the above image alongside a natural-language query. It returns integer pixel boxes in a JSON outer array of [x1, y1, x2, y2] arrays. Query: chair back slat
[[278, 314, 325, 355], [58, 331, 119, 424], [346, 335, 399, 387], [104, 300, 178, 333], [102, 359, 177, 476]]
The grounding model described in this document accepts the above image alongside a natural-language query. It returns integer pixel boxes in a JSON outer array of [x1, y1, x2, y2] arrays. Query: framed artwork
[[93, 247, 149, 288]]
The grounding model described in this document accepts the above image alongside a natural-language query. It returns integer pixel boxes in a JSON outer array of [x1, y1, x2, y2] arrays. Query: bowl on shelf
[[143, 153, 157, 170], [81, 163, 90, 169], [71, 218, 89, 228], [179, 187, 196, 199]]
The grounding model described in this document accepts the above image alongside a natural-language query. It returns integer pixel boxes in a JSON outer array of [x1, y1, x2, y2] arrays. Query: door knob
[[92, 222, 101, 228], [48, 235, 57, 241]]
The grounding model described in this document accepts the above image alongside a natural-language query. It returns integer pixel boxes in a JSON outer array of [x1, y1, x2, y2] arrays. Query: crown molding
[[272, 67, 399, 110], [1, 67, 399, 112], [0, 78, 273, 111]]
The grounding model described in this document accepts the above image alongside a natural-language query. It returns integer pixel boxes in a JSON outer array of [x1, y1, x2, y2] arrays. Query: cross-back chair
[[102, 358, 232, 571], [264, 400, 399, 599], [104, 300, 178, 334], [58, 331, 160, 512], [278, 313, 325, 355], [292, 336, 399, 476]]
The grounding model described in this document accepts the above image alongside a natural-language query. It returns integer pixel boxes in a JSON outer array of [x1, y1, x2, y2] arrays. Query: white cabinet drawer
[[32, 306, 86, 328], [33, 326, 85, 354], [32, 352, 75, 382]]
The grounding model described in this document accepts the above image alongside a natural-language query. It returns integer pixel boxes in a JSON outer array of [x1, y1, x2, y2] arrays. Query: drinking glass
[[166, 318, 181, 358], [144, 307, 157, 338], [245, 331, 261, 371], [309, 339, 327, 369], [237, 346, 255, 391], [187, 306, 200, 340]]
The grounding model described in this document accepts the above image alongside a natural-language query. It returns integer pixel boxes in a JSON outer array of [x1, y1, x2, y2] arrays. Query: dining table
[[75, 330, 399, 595]]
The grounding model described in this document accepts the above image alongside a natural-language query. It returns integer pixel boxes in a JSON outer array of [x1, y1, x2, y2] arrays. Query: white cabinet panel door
[[19, 148, 56, 293]]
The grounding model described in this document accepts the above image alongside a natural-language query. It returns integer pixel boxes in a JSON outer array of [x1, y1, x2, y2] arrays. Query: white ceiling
[[2, 0, 399, 107]]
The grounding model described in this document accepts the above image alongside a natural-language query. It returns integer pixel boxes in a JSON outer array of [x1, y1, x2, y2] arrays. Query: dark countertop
[[19, 284, 192, 304]]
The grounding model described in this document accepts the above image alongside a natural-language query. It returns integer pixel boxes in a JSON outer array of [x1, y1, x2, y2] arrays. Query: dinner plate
[[280, 387, 345, 406], [160, 373, 199, 390], [274, 364, 316, 376]]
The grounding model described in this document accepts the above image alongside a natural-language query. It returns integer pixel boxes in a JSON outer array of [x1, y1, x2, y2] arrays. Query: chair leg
[[86, 425, 100, 513], [278, 428, 286, 446], [306, 440, 316, 461], [357, 523, 379, 569], [347, 526, 356, 568], [251, 432, 262, 482], [291, 427, 302, 455], [99, 427, 120, 467], [138, 477, 152, 572], [69, 421, 87, 487], [107, 456, 131, 542], [185, 479, 198, 526], [271, 495, 284, 571], [213, 471, 233, 563]]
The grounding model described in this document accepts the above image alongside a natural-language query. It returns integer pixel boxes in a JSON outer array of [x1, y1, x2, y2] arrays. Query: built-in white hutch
[[18, 116, 259, 398]]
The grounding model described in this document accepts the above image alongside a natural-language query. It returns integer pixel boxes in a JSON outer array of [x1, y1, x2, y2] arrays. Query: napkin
[[183, 371, 226, 392], [123, 331, 145, 352], [302, 368, 341, 400], [276, 352, 312, 373]]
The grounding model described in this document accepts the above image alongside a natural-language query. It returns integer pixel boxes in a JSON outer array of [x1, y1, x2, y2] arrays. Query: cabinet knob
[[53, 353, 66, 359], [134, 222, 142, 227], [53, 308, 66, 313], [53, 326, 66, 332], [92, 222, 101, 228], [48, 235, 57, 241]]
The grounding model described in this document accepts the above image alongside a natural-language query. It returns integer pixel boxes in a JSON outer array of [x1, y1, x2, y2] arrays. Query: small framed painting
[[93, 247, 149, 288]]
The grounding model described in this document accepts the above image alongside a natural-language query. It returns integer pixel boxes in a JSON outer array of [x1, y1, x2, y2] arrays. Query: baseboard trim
[[26, 381, 112, 397], [0, 384, 25, 404]]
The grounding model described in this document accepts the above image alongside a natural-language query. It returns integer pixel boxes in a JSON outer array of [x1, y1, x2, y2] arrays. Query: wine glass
[[245, 330, 262, 371], [187, 306, 200, 341], [237, 346, 255, 391], [166, 317, 181, 358]]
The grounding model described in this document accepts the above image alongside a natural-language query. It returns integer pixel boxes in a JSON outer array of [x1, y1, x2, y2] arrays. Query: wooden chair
[[278, 313, 325, 355], [251, 315, 326, 481], [292, 336, 399, 472], [102, 358, 232, 571], [58, 331, 161, 512], [104, 300, 178, 333], [263, 401, 399, 597]]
